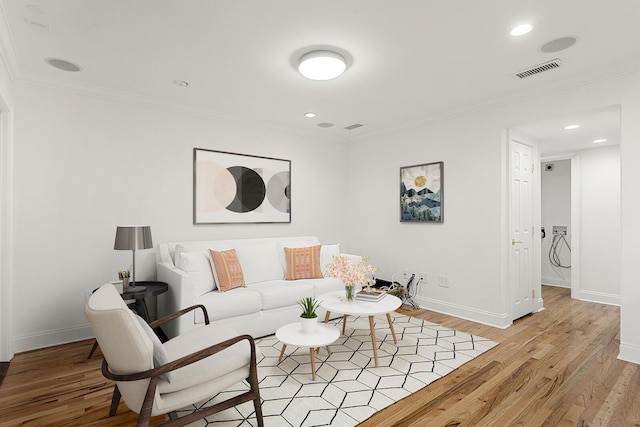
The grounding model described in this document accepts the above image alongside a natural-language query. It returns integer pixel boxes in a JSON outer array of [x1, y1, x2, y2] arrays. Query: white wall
[[579, 145, 620, 305], [346, 71, 640, 358], [347, 117, 508, 327], [9, 82, 349, 352], [541, 160, 571, 287], [0, 46, 15, 361]]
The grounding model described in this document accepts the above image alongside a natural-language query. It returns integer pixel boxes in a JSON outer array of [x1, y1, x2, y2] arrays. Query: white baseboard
[[12, 325, 93, 354], [619, 342, 640, 364], [541, 277, 570, 288], [414, 295, 511, 329], [579, 290, 620, 306]]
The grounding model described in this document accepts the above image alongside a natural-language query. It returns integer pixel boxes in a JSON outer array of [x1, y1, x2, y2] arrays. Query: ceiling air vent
[[515, 59, 562, 79], [344, 123, 364, 130]]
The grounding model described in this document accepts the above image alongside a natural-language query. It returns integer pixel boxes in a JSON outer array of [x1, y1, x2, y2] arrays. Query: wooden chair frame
[[101, 304, 264, 427]]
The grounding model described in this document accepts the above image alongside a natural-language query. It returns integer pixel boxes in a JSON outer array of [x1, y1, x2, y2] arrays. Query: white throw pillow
[[176, 251, 216, 295], [236, 242, 284, 284], [321, 244, 341, 276]]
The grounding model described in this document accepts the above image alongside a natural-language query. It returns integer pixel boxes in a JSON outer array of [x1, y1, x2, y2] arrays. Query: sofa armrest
[[157, 262, 197, 338]]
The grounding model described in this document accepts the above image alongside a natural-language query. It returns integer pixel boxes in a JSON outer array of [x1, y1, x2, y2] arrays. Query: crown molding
[[347, 60, 640, 144], [14, 69, 348, 145]]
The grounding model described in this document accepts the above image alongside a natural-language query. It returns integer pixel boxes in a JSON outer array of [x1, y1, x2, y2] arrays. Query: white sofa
[[156, 236, 358, 338]]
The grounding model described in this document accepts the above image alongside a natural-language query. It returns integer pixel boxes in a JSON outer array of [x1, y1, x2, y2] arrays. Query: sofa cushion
[[284, 245, 323, 280], [320, 244, 341, 277], [195, 287, 262, 324], [247, 280, 314, 310], [209, 249, 246, 292], [176, 251, 216, 295], [236, 242, 284, 284], [296, 277, 345, 298]]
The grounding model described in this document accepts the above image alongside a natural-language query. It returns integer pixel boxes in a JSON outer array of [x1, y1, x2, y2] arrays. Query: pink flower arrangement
[[327, 255, 377, 287]]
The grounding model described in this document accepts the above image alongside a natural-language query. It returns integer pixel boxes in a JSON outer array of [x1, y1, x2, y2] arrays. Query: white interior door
[[510, 138, 534, 320]]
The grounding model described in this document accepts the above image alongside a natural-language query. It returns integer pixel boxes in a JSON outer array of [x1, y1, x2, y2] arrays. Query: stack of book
[[355, 288, 387, 302]]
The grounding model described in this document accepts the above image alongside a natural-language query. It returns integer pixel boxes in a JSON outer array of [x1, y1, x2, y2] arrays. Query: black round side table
[[121, 281, 169, 322], [87, 281, 168, 359]]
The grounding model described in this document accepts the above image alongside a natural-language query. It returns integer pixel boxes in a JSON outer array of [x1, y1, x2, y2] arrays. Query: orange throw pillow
[[284, 245, 323, 280], [209, 249, 246, 292]]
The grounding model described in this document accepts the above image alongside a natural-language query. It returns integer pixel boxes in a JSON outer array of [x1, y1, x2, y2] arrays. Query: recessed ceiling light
[[593, 138, 607, 144], [172, 80, 189, 87], [563, 124, 581, 130], [510, 24, 533, 36], [45, 57, 82, 72], [304, 112, 317, 118], [298, 50, 347, 80]]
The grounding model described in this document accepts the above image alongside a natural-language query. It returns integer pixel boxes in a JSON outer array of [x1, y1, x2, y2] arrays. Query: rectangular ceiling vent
[[515, 59, 562, 79], [344, 123, 364, 130]]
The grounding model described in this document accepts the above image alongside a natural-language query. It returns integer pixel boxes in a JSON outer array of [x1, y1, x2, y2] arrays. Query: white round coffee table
[[275, 322, 340, 380], [318, 290, 402, 368]]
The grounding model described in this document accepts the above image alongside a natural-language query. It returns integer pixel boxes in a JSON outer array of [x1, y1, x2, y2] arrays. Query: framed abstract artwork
[[400, 161, 443, 223], [194, 148, 291, 224]]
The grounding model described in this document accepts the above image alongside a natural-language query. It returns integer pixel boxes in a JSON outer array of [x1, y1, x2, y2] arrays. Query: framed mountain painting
[[400, 161, 443, 223]]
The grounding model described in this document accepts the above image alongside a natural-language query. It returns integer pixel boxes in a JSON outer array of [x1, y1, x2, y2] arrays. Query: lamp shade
[[114, 226, 153, 250]]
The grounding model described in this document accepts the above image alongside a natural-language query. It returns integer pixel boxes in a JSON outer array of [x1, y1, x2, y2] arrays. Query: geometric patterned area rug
[[178, 312, 498, 426]]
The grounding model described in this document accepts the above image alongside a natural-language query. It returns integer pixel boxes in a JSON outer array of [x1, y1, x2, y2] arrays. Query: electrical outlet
[[419, 272, 428, 284], [438, 275, 449, 288], [552, 225, 568, 236]]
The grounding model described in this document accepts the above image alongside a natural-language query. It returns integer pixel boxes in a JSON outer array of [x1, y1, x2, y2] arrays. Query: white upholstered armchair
[[85, 283, 263, 427]]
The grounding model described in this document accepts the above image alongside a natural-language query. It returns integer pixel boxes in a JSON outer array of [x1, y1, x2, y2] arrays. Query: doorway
[[541, 158, 572, 289], [511, 105, 621, 306]]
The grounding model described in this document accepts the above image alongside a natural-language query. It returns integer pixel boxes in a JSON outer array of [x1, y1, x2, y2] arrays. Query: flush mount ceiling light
[[593, 138, 607, 143], [304, 112, 317, 118], [298, 50, 347, 81], [563, 124, 581, 130], [510, 24, 533, 36]]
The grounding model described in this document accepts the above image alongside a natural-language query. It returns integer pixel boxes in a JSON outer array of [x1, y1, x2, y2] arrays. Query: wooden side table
[[87, 281, 168, 359], [318, 290, 402, 368]]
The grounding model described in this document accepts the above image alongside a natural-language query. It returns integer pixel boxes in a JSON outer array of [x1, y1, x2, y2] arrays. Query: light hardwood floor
[[0, 286, 637, 426]]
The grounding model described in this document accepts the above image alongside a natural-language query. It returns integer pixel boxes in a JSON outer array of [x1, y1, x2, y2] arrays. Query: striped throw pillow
[[284, 245, 323, 280], [209, 249, 246, 292]]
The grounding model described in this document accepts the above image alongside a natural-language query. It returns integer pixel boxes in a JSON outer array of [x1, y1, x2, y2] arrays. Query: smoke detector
[[515, 59, 562, 79]]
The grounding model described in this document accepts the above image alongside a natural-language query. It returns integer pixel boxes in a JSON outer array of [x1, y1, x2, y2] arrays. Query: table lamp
[[114, 225, 153, 292]]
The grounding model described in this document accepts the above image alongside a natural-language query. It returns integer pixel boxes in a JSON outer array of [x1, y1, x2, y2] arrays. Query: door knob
[[512, 239, 522, 245]]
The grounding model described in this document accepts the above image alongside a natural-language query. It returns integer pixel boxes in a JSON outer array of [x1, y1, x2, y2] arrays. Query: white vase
[[300, 317, 317, 334]]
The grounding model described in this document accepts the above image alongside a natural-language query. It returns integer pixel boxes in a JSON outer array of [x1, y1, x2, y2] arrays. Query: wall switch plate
[[438, 275, 449, 287]]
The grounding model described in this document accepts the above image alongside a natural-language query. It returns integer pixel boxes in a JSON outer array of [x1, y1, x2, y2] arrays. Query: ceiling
[[513, 104, 621, 157], [0, 1, 639, 142]]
